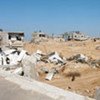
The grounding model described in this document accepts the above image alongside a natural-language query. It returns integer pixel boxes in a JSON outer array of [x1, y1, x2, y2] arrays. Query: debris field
[[24, 39, 100, 98], [0, 39, 100, 98]]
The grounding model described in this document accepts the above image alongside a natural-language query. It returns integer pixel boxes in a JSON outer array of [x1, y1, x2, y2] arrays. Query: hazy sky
[[0, 0, 100, 39]]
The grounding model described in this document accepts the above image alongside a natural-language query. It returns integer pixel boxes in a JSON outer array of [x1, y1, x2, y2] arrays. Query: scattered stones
[[68, 54, 89, 63]]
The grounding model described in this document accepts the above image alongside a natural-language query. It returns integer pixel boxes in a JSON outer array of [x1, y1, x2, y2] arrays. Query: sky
[[0, 0, 100, 39]]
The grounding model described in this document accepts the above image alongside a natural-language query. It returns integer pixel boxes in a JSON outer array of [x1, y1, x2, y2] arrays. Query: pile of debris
[[0, 48, 99, 81], [34, 50, 66, 80], [67, 54, 89, 63], [0, 48, 38, 80], [34, 51, 100, 81], [0, 48, 66, 81], [67, 54, 100, 68]]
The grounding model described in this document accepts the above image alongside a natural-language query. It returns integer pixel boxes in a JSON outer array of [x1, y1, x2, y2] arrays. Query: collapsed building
[[0, 31, 24, 48], [63, 31, 89, 41]]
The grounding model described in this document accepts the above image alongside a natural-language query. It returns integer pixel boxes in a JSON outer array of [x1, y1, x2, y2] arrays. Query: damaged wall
[[0, 31, 24, 48]]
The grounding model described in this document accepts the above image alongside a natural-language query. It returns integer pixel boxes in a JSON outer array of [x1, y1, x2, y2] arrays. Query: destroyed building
[[63, 31, 89, 41], [32, 31, 46, 38], [0, 31, 24, 48], [31, 31, 48, 43]]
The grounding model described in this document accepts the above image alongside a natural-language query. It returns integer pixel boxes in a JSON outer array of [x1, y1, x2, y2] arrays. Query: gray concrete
[[0, 70, 94, 100], [0, 77, 53, 100], [95, 88, 100, 100]]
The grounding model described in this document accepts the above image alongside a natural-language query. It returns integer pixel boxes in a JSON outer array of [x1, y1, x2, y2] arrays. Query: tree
[[0, 29, 3, 32], [39, 30, 42, 32]]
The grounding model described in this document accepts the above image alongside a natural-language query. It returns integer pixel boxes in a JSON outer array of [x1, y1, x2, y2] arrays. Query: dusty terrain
[[24, 39, 100, 98]]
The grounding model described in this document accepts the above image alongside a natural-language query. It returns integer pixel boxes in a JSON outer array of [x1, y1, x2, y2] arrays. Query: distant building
[[0, 31, 24, 48], [63, 31, 89, 41], [32, 31, 46, 38], [31, 31, 48, 43]]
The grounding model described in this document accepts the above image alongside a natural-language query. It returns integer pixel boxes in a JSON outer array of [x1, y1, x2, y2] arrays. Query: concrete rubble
[[48, 52, 64, 64], [0, 47, 99, 99], [0, 48, 66, 81], [45, 68, 57, 80], [90, 59, 100, 68], [0, 48, 38, 80], [68, 54, 89, 63], [67, 54, 100, 68], [0, 48, 100, 82]]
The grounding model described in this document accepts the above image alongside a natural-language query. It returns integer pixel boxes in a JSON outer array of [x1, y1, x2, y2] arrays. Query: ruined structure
[[63, 31, 89, 41], [31, 31, 48, 43], [0, 31, 24, 48], [32, 31, 46, 38]]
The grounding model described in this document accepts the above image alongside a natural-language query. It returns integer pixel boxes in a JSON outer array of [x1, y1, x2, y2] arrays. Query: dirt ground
[[24, 39, 100, 98]]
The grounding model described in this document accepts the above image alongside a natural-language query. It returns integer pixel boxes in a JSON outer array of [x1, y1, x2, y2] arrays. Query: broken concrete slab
[[45, 72, 55, 81], [48, 52, 64, 64], [0, 49, 21, 66], [17, 50, 27, 62], [24, 55, 37, 65], [45, 68, 57, 81], [22, 57, 38, 80]]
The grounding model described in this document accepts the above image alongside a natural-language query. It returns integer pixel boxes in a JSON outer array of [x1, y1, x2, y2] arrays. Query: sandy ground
[[24, 39, 100, 98]]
